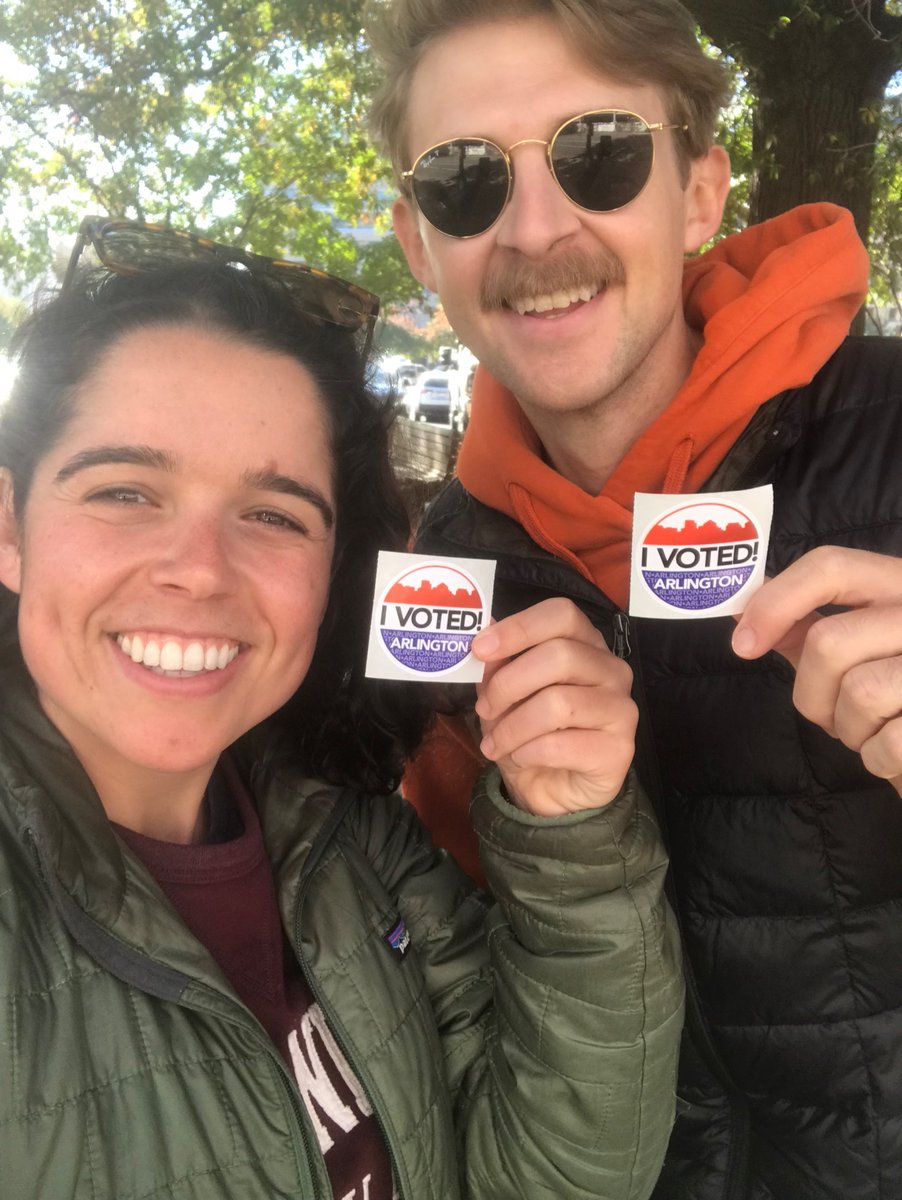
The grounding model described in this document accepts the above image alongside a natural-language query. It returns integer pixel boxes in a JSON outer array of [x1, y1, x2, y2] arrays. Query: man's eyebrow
[[54, 445, 177, 484], [242, 469, 335, 529]]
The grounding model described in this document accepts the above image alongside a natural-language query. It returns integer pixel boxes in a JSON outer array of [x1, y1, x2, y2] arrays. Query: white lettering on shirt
[[287, 1002, 373, 1152], [341, 1172, 372, 1200]]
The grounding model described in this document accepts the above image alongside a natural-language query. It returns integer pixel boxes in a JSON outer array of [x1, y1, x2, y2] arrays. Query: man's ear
[[683, 146, 732, 254], [392, 196, 438, 293], [0, 470, 22, 595]]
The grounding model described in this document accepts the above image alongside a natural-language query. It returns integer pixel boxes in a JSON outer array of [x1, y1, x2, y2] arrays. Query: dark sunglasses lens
[[551, 112, 654, 213], [271, 266, 368, 332], [412, 139, 510, 236], [96, 224, 211, 271]]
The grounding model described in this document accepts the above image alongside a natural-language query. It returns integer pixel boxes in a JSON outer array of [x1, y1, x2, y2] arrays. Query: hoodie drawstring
[[663, 436, 695, 494]]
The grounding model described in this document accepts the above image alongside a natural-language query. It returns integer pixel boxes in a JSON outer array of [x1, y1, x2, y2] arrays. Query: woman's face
[[0, 323, 336, 811]]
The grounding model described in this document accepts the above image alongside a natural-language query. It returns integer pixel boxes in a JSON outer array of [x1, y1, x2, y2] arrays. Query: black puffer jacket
[[415, 336, 902, 1200]]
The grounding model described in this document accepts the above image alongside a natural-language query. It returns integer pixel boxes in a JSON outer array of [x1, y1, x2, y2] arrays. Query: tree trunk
[[686, 0, 902, 245]]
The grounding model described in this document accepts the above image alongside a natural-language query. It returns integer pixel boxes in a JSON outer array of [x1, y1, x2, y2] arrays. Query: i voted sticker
[[629, 486, 773, 619], [365, 551, 496, 682]]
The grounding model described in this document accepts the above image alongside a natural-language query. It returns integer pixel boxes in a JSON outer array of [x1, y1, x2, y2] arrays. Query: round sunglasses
[[403, 109, 688, 239]]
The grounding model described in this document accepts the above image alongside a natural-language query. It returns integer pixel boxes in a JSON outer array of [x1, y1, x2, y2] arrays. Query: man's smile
[[509, 282, 600, 316]]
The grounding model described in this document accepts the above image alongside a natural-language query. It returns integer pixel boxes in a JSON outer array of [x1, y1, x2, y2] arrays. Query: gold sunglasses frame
[[403, 108, 689, 239]]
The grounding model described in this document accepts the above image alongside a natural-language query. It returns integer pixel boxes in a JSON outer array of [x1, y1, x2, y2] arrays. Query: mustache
[[480, 246, 626, 311]]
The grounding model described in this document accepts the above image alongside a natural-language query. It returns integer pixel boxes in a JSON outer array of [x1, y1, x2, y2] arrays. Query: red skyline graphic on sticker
[[384, 565, 482, 608], [644, 503, 757, 546]]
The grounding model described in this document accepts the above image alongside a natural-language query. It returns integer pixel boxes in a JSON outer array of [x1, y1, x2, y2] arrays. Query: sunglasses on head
[[64, 216, 381, 356], [403, 108, 688, 239]]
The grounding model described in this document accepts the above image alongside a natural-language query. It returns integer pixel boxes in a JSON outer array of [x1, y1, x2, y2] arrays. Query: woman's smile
[[2, 322, 336, 822], [114, 632, 242, 674]]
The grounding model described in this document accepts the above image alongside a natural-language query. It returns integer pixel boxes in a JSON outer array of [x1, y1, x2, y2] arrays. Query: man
[[367, 1, 902, 1197]]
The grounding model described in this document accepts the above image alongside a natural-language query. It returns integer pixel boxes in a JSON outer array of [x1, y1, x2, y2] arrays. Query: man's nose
[[148, 512, 236, 597], [493, 144, 583, 258]]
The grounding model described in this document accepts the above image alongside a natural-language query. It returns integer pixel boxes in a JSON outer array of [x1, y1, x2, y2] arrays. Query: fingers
[[859, 718, 902, 786], [474, 634, 623, 724], [733, 546, 902, 665], [489, 727, 637, 818], [472, 596, 607, 664], [468, 598, 637, 814], [478, 677, 634, 761], [472, 598, 631, 749], [795, 605, 902, 737], [731, 547, 902, 795]]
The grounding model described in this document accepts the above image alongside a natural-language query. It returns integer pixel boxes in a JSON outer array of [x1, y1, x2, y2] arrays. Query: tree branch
[[685, 0, 797, 57], [846, 0, 902, 44]]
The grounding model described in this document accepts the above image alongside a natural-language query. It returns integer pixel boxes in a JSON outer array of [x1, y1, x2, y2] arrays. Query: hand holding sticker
[[472, 598, 637, 815], [732, 545, 902, 795]]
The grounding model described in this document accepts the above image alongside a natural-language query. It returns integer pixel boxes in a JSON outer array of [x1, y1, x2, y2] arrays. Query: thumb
[[731, 608, 821, 670]]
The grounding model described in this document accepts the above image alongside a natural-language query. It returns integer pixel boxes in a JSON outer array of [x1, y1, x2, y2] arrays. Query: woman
[[0, 220, 681, 1200]]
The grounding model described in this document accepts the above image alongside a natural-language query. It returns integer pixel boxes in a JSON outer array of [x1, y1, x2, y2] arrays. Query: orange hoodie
[[405, 204, 869, 880], [456, 203, 869, 609]]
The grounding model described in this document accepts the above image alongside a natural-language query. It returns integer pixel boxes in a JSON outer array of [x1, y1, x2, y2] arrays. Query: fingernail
[[472, 629, 499, 657], [480, 733, 496, 759], [732, 627, 756, 658]]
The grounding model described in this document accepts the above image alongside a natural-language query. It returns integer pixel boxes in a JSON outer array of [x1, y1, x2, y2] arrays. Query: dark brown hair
[[0, 263, 431, 792], [367, 0, 729, 183]]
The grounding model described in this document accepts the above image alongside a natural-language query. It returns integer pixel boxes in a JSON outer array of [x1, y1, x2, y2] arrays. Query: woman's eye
[[87, 487, 149, 505], [251, 509, 308, 534]]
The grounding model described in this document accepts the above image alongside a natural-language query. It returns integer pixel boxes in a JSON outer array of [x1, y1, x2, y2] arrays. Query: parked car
[[405, 369, 452, 424], [394, 360, 424, 390], [449, 360, 477, 433], [367, 362, 397, 404]]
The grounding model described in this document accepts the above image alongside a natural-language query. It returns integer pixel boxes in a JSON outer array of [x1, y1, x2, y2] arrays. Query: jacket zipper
[[731, 424, 787, 490], [625, 625, 752, 1200], [291, 792, 412, 1200], [292, 930, 408, 1200], [612, 611, 632, 659], [26, 824, 325, 1199]]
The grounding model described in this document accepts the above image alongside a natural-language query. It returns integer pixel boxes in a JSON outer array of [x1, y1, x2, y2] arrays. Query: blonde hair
[[366, 0, 729, 185]]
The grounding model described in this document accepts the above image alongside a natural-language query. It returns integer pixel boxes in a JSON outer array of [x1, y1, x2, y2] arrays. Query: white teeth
[[159, 641, 183, 671], [513, 284, 600, 316], [182, 642, 205, 672], [116, 634, 239, 675]]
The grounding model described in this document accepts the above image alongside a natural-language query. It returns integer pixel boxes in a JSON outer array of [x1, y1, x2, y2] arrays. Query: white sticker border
[[628, 485, 774, 620], [364, 550, 497, 683]]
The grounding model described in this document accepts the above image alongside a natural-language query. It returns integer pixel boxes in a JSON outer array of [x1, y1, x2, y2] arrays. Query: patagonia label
[[365, 551, 496, 682], [629, 486, 773, 619], [384, 916, 411, 959]]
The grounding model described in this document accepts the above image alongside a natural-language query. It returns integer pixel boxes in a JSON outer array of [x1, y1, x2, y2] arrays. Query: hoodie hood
[[456, 203, 869, 608]]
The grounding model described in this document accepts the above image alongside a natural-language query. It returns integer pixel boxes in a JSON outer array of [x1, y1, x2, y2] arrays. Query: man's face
[[393, 15, 728, 422]]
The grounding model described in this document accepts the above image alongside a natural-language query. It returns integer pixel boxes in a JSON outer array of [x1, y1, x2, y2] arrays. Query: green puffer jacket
[[0, 659, 683, 1200]]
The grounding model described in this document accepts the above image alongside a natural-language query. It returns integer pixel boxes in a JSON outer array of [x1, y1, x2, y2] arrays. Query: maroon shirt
[[116, 761, 395, 1200]]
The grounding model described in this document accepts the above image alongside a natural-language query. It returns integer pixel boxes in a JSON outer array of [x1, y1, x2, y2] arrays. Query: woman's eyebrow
[[242, 468, 335, 529], [54, 445, 177, 483]]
